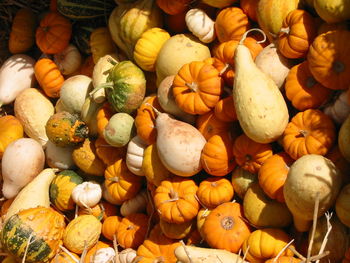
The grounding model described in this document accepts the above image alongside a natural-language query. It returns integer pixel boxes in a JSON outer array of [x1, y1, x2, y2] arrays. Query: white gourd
[[185, 9, 216, 43], [119, 248, 137, 263], [54, 44, 82, 75], [92, 247, 115, 263], [126, 135, 148, 176], [323, 90, 350, 124], [120, 190, 148, 216], [45, 141, 75, 170], [72, 181, 102, 208]]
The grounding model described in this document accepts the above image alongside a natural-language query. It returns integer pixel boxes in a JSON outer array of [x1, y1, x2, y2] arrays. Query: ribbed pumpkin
[[242, 228, 294, 263], [34, 58, 64, 98], [159, 219, 193, 240], [196, 111, 231, 141], [50, 170, 83, 211], [96, 103, 115, 138], [232, 134, 273, 174], [50, 250, 80, 263], [277, 9, 317, 59], [0, 115, 24, 159], [285, 61, 332, 111], [134, 27, 170, 72], [265, 257, 301, 263], [102, 215, 122, 241], [90, 27, 116, 64], [214, 95, 237, 122], [36, 12, 72, 54], [196, 177, 234, 209], [153, 176, 200, 224], [307, 30, 350, 90], [282, 109, 336, 160], [201, 202, 251, 253], [95, 136, 127, 166], [215, 7, 250, 43], [104, 159, 143, 205], [201, 132, 236, 176], [258, 152, 294, 203], [9, 8, 36, 54], [1, 207, 66, 263], [172, 61, 223, 115], [156, 0, 190, 15], [83, 241, 111, 263]]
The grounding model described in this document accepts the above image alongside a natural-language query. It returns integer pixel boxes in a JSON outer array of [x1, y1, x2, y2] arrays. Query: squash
[[156, 0, 190, 15], [50, 250, 80, 263], [159, 219, 193, 240], [80, 96, 103, 138], [126, 135, 147, 176], [231, 167, 258, 199], [313, 0, 350, 23], [91, 247, 115, 263], [102, 216, 122, 240], [0, 115, 23, 159], [45, 141, 75, 170], [54, 44, 82, 75], [324, 90, 350, 125], [96, 103, 115, 138], [336, 184, 350, 227], [104, 113, 136, 147], [90, 27, 116, 64], [78, 201, 117, 221], [95, 136, 127, 166], [185, 8, 216, 43], [119, 249, 137, 263], [120, 190, 148, 216], [1, 207, 65, 263], [72, 181, 102, 209], [2, 138, 45, 199]]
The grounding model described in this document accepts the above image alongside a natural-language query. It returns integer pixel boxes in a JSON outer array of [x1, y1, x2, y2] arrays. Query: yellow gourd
[[0, 115, 23, 159], [90, 27, 116, 64]]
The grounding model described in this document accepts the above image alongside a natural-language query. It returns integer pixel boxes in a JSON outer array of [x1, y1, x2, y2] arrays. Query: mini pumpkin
[[0, 115, 24, 159], [72, 181, 102, 209], [156, 0, 191, 15], [95, 136, 127, 166], [54, 44, 82, 75], [90, 27, 116, 64], [185, 8, 216, 43], [159, 218, 194, 240], [196, 111, 231, 141], [78, 201, 117, 221], [102, 216, 122, 241], [214, 95, 237, 122], [96, 103, 115, 138]]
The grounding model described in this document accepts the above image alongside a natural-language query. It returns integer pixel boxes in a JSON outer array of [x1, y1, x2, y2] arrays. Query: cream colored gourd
[[55, 98, 68, 113], [93, 247, 115, 263], [0, 54, 35, 107], [4, 168, 58, 222], [72, 181, 102, 208], [339, 114, 350, 162], [175, 245, 248, 263], [323, 90, 350, 125], [2, 138, 45, 199], [81, 96, 103, 137], [185, 8, 216, 43], [233, 29, 289, 143], [284, 154, 343, 232], [155, 112, 206, 177], [54, 44, 82, 75], [14, 88, 54, 146], [120, 190, 147, 216], [126, 135, 147, 176], [45, 141, 75, 170], [119, 248, 137, 263]]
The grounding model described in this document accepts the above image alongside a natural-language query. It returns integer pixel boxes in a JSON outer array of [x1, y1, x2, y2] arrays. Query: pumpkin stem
[[185, 82, 198, 92], [279, 27, 290, 35], [145, 102, 161, 116], [239, 28, 267, 45], [221, 216, 234, 230], [106, 176, 120, 183], [219, 64, 230, 76], [299, 130, 308, 137], [306, 76, 317, 88], [332, 61, 345, 73], [162, 188, 179, 203]]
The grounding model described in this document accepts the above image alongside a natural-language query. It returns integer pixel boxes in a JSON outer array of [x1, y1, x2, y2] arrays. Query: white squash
[[54, 44, 82, 75], [323, 90, 350, 125], [126, 135, 148, 176], [45, 141, 75, 170], [119, 248, 137, 263], [185, 9, 216, 43], [0, 54, 35, 107], [81, 96, 103, 137], [1, 138, 45, 199], [93, 247, 115, 263], [120, 190, 148, 216], [72, 181, 102, 208]]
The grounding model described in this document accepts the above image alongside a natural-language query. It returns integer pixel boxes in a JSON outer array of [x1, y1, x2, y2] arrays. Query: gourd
[[95, 137, 127, 166], [0, 54, 35, 107], [336, 184, 350, 227], [104, 113, 136, 147], [90, 27, 116, 64], [0, 115, 24, 159], [233, 29, 289, 143], [45, 141, 75, 169], [196, 111, 231, 141], [240, 0, 259, 21], [159, 219, 193, 240], [72, 181, 102, 208], [201, 0, 237, 8], [284, 154, 343, 232], [84, 241, 111, 263], [92, 247, 115, 263], [185, 8, 216, 43], [119, 248, 137, 263], [2, 138, 45, 199], [313, 0, 350, 23], [231, 167, 258, 199], [126, 135, 147, 176], [324, 90, 350, 125], [102, 216, 122, 240], [81, 96, 103, 137], [156, 0, 190, 14], [120, 190, 148, 216], [54, 44, 82, 75], [339, 115, 350, 162], [50, 251, 80, 263], [4, 168, 58, 222]]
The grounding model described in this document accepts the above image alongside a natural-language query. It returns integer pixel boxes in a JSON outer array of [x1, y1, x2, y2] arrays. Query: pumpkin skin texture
[[307, 30, 350, 90], [282, 109, 336, 160], [0, 115, 23, 159], [102, 215, 122, 241], [1, 206, 66, 263], [95, 136, 127, 166], [214, 95, 237, 122], [201, 202, 251, 253], [336, 184, 350, 227], [285, 61, 332, 111], [153, 176, 200, 224], [96, 103, 115, 138], [90, 27, 116, 64], [9, 8, 36, 54], [172, 61, 223, 115], [232, 134, 273, 174], [240, 0, 259, 22], [34, 58, 64, 98], [196, 111, 231, 141], [36, 12, 72, 54]]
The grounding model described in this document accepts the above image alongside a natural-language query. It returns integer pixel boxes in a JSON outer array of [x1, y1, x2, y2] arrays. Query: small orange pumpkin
[[102, 215, 122, 241], [232, 134, 273, 174], [326, 146, 350, 184], [196, 111, 231, 141], [214, 95, 237, 122], [0, 115, 24, 159], [95, 136, 127, 166], [159, 219, 194, 240], [78, 201, 118, 221], [282, 109, 336, 160], [96, 103, 115, 138], [156, 0, 191, 15]]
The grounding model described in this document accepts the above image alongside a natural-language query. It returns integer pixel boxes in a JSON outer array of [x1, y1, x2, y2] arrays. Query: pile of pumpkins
[[0, 0, 350, 262]]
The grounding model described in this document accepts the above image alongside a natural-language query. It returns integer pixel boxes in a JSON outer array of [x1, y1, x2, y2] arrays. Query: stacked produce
[[0, 0, 350, 262]]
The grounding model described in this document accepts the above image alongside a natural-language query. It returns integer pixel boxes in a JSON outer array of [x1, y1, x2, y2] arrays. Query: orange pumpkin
[[172, 61, 223, 115], [201, 132, 236, 176], [102, 215, 122, 241], [156, 0, 190, 15], [50, 250, 80, 263], [285, 61, 332, 111], [215, 7, 250, 43], [265, 257, 301, 263], [277, 9, 317, 59], [36, 12, 72, 54], [196, 111, 231, 140], [78, 201, 118, 221], [135, 96, 162, 145], [159, 219, 193, 240], [232, 134, 273, 174], [196, 177, 234, 209], [83, 241, 111, 263], [214, 95, 237, 122], [240, 0, 259, 22], [258, 152, 294, 203], [95, 136, 127, 166], [117, 213, 149, 249], [50, 0, 57, 12], [0, 115, 24, 159], [282, 109, 336, 160], [307, 30, 350, 90], [104, 159, 143, 205], [96, 103, 114, 138], [153, 176, 199, 224], [201, 202, 251, 253], [34, 58, 64, 98]]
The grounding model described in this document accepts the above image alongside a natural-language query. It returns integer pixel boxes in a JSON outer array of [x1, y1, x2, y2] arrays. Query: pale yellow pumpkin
[[90, 27, 117, 64]]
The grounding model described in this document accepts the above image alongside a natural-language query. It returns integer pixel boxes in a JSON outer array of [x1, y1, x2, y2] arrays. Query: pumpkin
[[282, 109, 336, 160], [258, 152, 294, 203], [46, 111, 89, 147], [240, 0, 259, 21], [242, 228, 294, 263], [153, 176, 200, 224], [172, 61, 223, 115], [324, 90, 350, 125], [54, 44, 82, 75], [34, 58, 64, 98], [9, 8, 36, 54], [125, 135, 148, 176], [197, 177, 234, 209], [72, 181, 102, 209], [201, 202, 251, 253], [36, 12, 72, 54], [96, 103, 115, 138], [135, 96, 162, 145], [156, 0, 190, 15], [317, 22, 349, 35], [50, 250, 80, 263], [90, 27, 116, 64], [231, 167, 258, 199], [95, 137, 127, 166], [196, 111, 231, 141], [80, 56, 95, 78], [215, 7, 250, 43], [285, 61, 332, 111], [84, 241, 111, 263], [102, 216, 122, 241], [307, 30, 350, 90], [313, 0, 350, 23], [214, 95, 237, 122], [201, 133, 236, 176], [0, 115, 23, 159], [197, 208, 211, 238], [159, 219, 193, 240], [121, 190, 148, 216], [336, 184, 350, 227], [277, 9, 317, 59], [78, 201, 117, 221], [344, 247, 350, 263], [185, 8, 216, 43], [134, 27, 170, 72], [232, 134, 273, 174], [50, 170, 83, 211], [117, 213, 149, 249], [265, 257, 301, 263], [1, 206, 66, 263], [104, 159, 143, 205]]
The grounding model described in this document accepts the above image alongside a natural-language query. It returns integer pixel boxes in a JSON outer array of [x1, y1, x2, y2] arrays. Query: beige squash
[[338, 114, 350, 162]]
